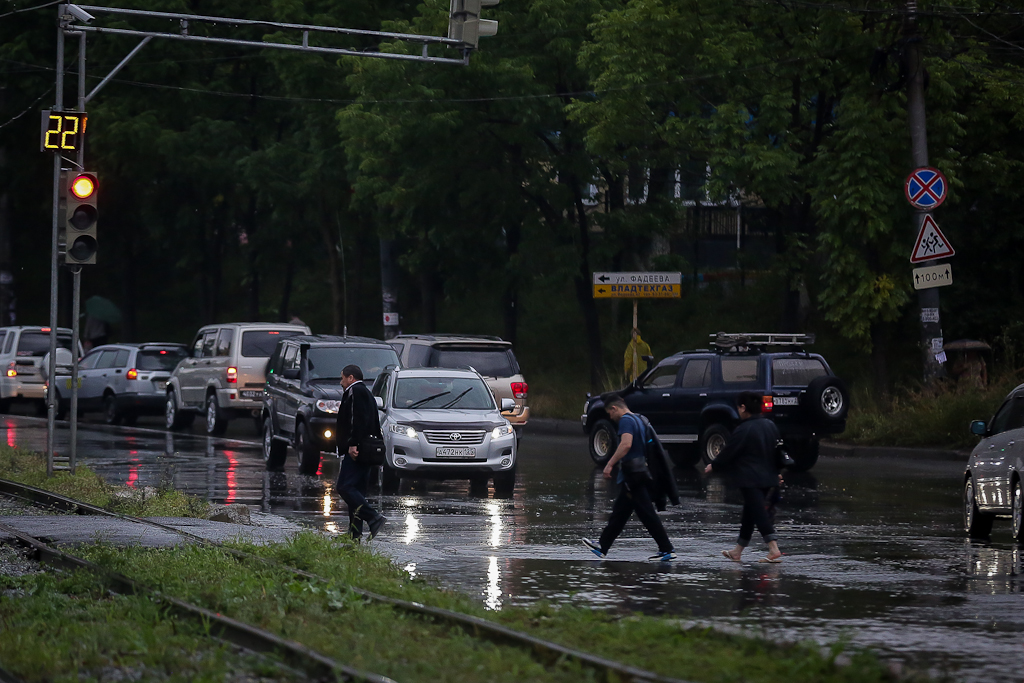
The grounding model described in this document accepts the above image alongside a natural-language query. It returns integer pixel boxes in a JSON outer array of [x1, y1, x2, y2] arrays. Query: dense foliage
[[2, 0, 1024, 396]]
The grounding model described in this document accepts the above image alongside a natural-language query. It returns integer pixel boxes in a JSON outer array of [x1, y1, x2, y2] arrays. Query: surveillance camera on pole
[[448, 0, 498, 49], [64, 4, 95, 23]]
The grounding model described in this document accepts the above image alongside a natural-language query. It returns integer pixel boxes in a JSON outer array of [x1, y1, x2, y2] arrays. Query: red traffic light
[[70, 173, 96, 199]]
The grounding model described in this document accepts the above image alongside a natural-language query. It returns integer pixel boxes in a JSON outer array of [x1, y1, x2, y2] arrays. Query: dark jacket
[[711, 416, 780, 488], [637, 414, 681, 510], [335, 381, 383, 452]]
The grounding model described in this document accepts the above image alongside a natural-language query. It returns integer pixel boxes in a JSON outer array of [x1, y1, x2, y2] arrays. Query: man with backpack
[[583, 394, 676, 561]]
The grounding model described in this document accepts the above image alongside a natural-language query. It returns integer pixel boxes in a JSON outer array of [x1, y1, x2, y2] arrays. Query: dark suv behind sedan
[[582, 333, 849, 471], [260, 335, 400, 474]]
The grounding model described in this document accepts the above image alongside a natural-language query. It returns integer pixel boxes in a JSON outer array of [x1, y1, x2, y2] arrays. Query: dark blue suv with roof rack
[[581, 333, 849, 471]]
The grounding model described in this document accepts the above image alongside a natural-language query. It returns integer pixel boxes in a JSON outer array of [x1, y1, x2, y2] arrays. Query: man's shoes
[[368, 516, 387, 540], [582, 538, 605, 558], [649, 551, 676, 562]]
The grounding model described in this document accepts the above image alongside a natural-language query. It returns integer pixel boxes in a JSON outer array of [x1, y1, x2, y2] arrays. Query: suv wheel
[[964, 477, 994, 538], [205, 393, 228, 436], [804, 376, 850, 423], [588, 419, 617, 465], [165, 390, 194, 430], [700, 424, 730, 465], [494, 467, 516, 497], [785, 439, 820, 472], [103, 394, 122, 426], [263, 417, 287, 471], [296, 421, 320, 475]]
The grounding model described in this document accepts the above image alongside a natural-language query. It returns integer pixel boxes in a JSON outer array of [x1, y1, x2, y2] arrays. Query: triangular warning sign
[[910, 215, 955, 263]]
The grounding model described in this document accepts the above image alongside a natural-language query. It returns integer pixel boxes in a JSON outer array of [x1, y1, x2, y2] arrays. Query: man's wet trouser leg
[[337, 454, 379, 538], [629, 482, 674, 553], [598, 485, 635, 553]]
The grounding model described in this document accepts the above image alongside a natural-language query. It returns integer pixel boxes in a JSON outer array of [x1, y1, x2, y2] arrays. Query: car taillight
[[511, 382, 528, 399], [762, 395, 773, 413], [227, 367, 237, 384], [126, 368, 138, 380], [5, 362, 14, 378]]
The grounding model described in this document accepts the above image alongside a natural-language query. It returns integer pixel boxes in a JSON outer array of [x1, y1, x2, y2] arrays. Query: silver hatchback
[[372, 367, 518, 495]]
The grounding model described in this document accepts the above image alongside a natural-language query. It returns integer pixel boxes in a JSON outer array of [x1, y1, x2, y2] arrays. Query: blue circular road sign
[[905, 167, 948, 210]]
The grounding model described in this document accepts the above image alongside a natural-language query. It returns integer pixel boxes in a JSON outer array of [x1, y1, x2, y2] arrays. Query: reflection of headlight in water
[[485, 556, 501, 611], [403, 513, 420, 545], [323, 493, 332, 517], [324, 521, 340, 534], [404, 562, 417, 579], [487, 502, 501, 547]]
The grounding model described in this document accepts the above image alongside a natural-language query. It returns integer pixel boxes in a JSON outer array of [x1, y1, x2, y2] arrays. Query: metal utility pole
[[45, 21, 65, 478], [905, 1, 944, 384], [380, 238, 400, 340], [68, 29, 87, 475]]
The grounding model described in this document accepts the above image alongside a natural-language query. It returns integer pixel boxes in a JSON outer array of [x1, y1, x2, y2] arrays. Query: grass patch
[[838, 374, 1020, 449], [60, 533, 911, 683], [0, 444, 209, 518], [0, 565, 299, 682]]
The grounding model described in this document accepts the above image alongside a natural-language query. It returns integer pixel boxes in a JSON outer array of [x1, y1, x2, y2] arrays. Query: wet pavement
[[1, 414, 1022, 681]]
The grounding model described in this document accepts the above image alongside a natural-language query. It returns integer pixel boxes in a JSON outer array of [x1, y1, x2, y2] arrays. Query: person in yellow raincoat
[[624, 330, 651, 381]]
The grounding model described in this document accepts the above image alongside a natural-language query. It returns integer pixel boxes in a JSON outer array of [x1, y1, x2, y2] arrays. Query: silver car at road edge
[[372, 367, 517, 496]]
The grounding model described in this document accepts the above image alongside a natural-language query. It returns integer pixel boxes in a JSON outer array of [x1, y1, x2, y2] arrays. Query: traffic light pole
[[45, 22, 65, 478], [68, 30, 87, 475]]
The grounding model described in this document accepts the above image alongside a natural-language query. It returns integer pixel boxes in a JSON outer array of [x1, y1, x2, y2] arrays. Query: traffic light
[[448, 0, 498, 49], [60, 170, 98, 265]]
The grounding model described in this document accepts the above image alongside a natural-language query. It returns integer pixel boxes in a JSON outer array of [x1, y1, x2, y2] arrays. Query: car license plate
[[241, 390, 263, 400], [435, 447, 476, 458], [774, 396, 799, 406]]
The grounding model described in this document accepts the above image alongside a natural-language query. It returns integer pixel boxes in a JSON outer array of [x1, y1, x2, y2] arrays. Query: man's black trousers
[[337, 454, 381, 538], [599, 480, 674, 554]]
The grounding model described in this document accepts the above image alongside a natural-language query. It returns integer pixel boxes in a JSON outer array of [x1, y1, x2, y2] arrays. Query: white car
[[371, 367, 517, 496], [0, 326, 82, 414]]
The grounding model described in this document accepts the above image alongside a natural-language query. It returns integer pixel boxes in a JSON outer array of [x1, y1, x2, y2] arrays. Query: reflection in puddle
[[322, 492, 332, 517], [488, 502, 502, 548], [403, 513, 420, 544], [404, 562, 417, 579], [324, 521, 340, 534], [485, 556, 501, 610]]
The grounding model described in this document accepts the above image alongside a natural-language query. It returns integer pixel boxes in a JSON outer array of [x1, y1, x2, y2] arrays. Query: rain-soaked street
[[2, 413, 1021, 682]]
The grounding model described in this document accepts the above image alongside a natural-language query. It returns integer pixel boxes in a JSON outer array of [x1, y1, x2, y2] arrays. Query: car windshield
[[772, 358, 827, 386], [240, 330, 304, 358], [429, 348, 513, 377], [17, 332, 72, 357], [306, 347, 399, 383], [394, 376, 495, 410], [138, 348, 189, 371]]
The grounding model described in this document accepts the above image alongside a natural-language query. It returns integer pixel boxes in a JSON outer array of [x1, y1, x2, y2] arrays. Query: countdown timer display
[[40, 111, 87, 153]]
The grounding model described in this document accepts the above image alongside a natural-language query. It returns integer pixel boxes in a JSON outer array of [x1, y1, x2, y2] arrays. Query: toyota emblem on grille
[[449, 432, 462, 441]]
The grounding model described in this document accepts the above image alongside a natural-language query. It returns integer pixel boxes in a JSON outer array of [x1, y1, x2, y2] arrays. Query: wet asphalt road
[[1, 413, 1021, 681]]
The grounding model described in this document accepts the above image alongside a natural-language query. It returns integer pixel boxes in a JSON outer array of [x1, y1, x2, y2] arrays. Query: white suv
[[0, 326, 82, 414], [165, 322, 310, 434]]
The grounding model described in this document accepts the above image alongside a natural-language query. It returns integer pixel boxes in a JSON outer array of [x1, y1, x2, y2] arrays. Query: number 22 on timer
[[43, 113, 85, 151]]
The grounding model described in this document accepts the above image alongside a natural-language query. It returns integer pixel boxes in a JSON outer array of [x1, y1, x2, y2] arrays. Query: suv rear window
[[772, 358, 827, 386], [241, 330, 304, 358], [17, 332, 73, 356], [721, 358, 759, 384], [430, 348, 516, 377], [138, 348, 189, 371]]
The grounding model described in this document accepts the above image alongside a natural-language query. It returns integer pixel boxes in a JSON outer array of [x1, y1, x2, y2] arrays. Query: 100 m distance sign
[[40, 110, 87, 153]]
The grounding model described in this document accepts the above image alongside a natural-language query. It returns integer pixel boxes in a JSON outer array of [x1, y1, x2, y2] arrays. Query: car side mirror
[[970, 420, 988, 437], [282, 368, 299, 380], [500, 398, 515, 412], [375, 396, 384, 410]]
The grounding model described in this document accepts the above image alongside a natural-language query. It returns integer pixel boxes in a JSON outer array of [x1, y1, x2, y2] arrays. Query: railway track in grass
[[0, 476, 693, 683]]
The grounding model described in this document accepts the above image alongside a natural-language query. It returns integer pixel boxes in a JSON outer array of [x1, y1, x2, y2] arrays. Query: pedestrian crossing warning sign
[[910, 215, 955, 263]]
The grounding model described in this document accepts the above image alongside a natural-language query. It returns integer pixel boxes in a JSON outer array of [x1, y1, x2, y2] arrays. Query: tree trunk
[[502, 213, 522, 345], [870, 321, 890, 399]]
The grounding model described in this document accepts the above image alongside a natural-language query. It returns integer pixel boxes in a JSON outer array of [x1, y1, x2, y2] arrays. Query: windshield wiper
[[408, 391, 450, 409], [440, 388, 473, 409]]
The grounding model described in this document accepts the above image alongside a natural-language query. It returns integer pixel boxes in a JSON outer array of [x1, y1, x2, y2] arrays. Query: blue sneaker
[[649, 551, 676, 562], [582, 538, 605, 558]]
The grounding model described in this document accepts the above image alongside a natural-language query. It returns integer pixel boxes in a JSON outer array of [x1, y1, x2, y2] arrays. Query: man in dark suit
[[335, 364, 387, 540]]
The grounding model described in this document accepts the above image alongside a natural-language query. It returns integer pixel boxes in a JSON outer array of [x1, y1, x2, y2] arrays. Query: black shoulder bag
[[775, 439, 796, 469], [620, 415, 653, 486], [350, 391, 386, 467]]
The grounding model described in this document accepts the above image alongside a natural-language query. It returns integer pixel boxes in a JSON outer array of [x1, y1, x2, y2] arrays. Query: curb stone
[[819, 440, 970, 462]]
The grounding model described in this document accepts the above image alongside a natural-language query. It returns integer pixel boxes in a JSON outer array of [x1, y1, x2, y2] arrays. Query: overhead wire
[[0, 0, 59, 20]]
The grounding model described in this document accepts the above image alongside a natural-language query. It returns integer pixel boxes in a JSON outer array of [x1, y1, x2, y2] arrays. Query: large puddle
[[2, 415, 1021, 681]]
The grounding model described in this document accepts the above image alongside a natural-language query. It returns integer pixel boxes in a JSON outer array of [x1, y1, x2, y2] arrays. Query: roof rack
[[710, 332, 815, 350]]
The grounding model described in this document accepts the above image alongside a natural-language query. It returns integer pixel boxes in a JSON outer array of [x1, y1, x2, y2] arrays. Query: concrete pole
[[69, 31, 86, 474], [379, 237, 399, 340], [905, 1, 945, 384]]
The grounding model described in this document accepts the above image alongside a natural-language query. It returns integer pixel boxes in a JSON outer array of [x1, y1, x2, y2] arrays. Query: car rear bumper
[[114, 393, 166, 414], [216, 387, 265, 411], [0, 380, 45, 400]]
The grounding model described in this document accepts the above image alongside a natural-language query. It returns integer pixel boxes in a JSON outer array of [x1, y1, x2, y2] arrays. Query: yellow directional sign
[[592, 272, 682, 299]]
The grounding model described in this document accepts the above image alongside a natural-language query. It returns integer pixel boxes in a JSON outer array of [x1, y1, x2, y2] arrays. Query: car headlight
[[315, 399, 341, 414], [491, 425, 514, 439], [389, 424, 417, 438]]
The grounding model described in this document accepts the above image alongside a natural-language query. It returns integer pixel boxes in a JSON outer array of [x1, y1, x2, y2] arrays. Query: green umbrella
[[84, 296, 122, 324]]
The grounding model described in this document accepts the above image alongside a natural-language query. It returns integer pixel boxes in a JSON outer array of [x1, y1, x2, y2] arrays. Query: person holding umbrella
[[83, 296, 121, 350]]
